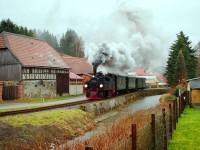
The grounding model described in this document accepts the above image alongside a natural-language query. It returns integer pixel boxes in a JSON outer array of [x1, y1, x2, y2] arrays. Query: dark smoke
[[92, 43, 112, 74], [92, 43, 111, 66], [85, 1, 166, 75]]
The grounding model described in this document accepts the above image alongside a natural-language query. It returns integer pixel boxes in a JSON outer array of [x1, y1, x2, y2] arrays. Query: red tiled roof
[[70, 72, 83, 80], [0, 34, 5, 49], [2, 32, 69, 69], [61, 54, 93, 74]]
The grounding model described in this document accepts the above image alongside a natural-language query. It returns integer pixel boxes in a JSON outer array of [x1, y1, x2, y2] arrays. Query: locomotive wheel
[[104, 91, 107, 98], [99, 91, 105, 98], [86, 92, 90, 97]]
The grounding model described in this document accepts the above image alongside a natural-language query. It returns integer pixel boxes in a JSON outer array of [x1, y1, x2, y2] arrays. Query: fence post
[[173, 100, 176, 130], [178, 96, 181, 117], [132, 124, 137, 150], [176, 99, 179, 122], [162, 108, 167, 150], [85, 146, 93, 150], [169, 104, 172, 139], [151, 114, 156, 150], [189, 90, 192, 108], [182, 95, 184, 113], [182, 95, 185, 112]]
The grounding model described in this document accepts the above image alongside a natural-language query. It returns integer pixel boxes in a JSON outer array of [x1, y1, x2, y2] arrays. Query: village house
[[61, 54, 93, 93], [0, 32, 70, 100]]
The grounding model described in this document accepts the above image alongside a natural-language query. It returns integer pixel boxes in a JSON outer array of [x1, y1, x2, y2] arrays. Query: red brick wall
[[17, 81, 24, 98], [0, 82, 3, 100]]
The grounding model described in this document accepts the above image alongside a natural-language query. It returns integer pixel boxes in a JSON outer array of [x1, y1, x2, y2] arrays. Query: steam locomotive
[[84, 72, 146, 100]]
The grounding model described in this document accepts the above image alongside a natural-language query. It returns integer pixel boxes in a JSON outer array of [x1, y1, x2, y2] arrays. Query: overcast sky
[[0, 0, 200, 47]]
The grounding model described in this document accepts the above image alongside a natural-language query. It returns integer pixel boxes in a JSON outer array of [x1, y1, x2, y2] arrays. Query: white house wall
[[69, 84, 83, 95]]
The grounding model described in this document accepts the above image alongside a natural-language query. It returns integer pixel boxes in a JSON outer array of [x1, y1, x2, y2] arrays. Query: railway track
[[0, 88, 168, 117], [0, 99, 91, 117]]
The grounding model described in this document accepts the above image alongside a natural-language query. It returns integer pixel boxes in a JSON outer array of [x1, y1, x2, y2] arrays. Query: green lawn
[[168, 108, 200, 150]]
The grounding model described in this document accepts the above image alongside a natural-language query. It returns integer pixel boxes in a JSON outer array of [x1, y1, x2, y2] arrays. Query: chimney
[[92, 60, 102, 75], [93, 64, 98, 75]]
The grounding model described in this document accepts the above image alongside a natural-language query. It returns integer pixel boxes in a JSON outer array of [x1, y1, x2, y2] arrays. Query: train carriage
[[136, 77, 146, 89], [115, 75, 127, 94], [127, 76, 137, 91]]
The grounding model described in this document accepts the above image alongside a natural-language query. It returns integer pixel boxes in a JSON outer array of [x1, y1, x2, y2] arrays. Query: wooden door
[[2, 86, 17, 100], [56, 73, 69, 96]]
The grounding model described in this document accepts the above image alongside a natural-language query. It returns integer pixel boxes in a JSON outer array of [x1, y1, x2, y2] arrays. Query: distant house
[[61, 54, 93, 93], [187, 77, 200, 105], [145, 76, 159, 88], [0, 32, 70, 100]]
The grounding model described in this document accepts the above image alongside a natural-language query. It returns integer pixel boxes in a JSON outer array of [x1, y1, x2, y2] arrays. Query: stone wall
[[78, 89, 168, 116], [24, 80, 56, 98]]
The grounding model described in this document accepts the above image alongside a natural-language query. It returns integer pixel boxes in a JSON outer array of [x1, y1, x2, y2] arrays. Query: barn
[[0, 31, 70, 100], [187, 77, 200, 105]]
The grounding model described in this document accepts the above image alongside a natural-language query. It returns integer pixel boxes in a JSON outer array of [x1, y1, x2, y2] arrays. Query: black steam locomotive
[[84, 72, 146, 100]]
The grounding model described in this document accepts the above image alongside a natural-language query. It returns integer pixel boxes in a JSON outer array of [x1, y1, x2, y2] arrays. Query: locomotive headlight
[[84, 84, 88, 88], [99, 84, 103, 88]]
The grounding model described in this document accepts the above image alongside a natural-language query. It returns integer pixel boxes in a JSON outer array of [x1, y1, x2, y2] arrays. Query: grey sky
[[0, 0, 200, 46]]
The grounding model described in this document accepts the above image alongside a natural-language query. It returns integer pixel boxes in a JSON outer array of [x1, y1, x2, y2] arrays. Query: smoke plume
[[84, 1, 166, 75]]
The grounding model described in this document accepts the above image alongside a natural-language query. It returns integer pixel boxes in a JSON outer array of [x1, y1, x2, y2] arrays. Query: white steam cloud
[[84, 1, 166, 75]]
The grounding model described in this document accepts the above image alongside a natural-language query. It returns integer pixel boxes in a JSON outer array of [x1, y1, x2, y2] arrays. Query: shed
[[187, 77, 200, 105], [69, 72, 83, 95]]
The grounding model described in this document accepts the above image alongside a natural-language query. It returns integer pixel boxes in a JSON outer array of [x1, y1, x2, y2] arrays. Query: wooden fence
[[84, 94, 186, 150]]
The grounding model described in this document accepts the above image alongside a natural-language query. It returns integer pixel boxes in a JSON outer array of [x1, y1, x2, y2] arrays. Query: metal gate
[[56, 73, 69, 96], [2, 86, 17, 100]]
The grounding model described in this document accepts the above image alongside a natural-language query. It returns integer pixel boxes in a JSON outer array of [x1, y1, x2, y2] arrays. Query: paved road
[[0, 95, 86, 111]]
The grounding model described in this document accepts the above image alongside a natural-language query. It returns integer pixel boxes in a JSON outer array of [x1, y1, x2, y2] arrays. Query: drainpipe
[[76, 75, 77, 95]]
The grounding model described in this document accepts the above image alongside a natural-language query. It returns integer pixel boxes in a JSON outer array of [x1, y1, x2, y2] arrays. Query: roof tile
[[62, 54, 93, 74], [70, 72, 83, 80], [3, 32, 69, 69]]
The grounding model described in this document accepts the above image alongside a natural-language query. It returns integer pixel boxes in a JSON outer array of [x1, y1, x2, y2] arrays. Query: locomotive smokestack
[[93, 64, 97, 75], [92, 62, 101, 75]]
